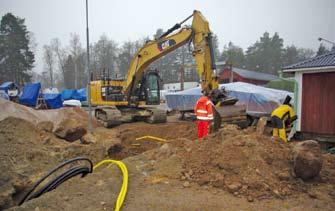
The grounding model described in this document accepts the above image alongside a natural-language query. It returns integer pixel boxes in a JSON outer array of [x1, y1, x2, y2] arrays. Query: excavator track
[[95, 107, 123, 128], [145, 109, 167, 124]]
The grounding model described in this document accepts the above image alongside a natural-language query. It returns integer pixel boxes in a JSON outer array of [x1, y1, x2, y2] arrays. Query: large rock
[[292, 140, 323, 180], [80, 132, 97, 144], [54, 118, 87, 142]]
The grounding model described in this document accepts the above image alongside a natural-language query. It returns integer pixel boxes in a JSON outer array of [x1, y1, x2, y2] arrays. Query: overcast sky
[[1, 0, 334, 72]]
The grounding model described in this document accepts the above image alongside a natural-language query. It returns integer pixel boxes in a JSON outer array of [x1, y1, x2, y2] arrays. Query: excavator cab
[[138, 70, 161, 105], [144, 72, 160, 105]]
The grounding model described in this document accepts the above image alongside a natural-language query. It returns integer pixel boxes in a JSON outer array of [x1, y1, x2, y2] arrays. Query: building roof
[[232, 67, 278, 81], [283, 50, 335, 71]]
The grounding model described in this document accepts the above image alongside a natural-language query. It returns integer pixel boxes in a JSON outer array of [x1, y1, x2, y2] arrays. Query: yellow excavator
[[89, 10, 243, 128]]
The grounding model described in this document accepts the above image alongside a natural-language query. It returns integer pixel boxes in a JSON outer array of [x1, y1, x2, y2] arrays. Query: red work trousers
[[196, 120, 210, 139]]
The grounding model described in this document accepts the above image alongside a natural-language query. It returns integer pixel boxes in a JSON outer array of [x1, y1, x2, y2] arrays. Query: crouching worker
[[194, 92, 214, 139], [271, 95, 297, 142]]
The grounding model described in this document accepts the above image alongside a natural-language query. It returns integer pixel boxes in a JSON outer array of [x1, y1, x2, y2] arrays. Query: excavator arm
[[124, 10, 217, 100], [125, 28, 192, 97]]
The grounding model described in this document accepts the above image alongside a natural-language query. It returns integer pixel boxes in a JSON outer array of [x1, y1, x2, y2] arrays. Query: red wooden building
[[217, 64, 278, 85], [283, 51, 335, 140]]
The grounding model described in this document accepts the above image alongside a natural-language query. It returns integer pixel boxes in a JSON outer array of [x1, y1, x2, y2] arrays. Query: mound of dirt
[[0, 117, 112, 209], [147, 124, 335, 201], [0, 99, 99, 128], [175, 125, 293, 200]]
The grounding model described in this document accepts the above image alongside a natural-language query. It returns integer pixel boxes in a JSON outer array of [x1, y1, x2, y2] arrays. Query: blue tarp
[[61, 89, 78, 101], [166, 82, 293, 116], [0, 82, 15, 92], [43, 93, 62, 109], [19, 83, 41, 107], [61, 88, 87, 102], [75, 88, 87, 101]]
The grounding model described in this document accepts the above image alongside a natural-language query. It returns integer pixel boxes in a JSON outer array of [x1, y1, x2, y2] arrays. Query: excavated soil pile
[[0, 117, 109, 210], [161, 124, 335, 200], [0, 99, 99, 127], [108, 122, 197, 160]]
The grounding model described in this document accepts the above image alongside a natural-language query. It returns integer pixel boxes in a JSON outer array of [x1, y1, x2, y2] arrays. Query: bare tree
[[51, 38, 68, 86], [28, 32, 38, 56], [69, 33, 83, 89], [43, 44, 54, 87], [93, 34, 119, 74]]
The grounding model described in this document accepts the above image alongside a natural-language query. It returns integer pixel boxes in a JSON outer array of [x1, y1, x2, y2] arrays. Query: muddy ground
[[0, 103, 335, 210]]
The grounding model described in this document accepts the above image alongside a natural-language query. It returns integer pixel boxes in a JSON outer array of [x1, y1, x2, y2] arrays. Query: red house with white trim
[[283, 51, 335, 141]]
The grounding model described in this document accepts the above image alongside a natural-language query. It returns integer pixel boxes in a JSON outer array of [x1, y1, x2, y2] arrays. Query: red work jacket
[[194, 96, 214, 121]]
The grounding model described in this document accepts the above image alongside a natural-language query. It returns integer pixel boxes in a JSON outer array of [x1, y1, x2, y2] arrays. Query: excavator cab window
[[145, 72, 160, 105]]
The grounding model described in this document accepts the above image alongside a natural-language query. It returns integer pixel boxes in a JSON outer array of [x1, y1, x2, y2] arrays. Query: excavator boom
[[124, 10, 217, 99]]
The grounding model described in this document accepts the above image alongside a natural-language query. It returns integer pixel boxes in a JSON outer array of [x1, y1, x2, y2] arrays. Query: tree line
[[219, 32, 334, 74], [1, 13, 333, 89]]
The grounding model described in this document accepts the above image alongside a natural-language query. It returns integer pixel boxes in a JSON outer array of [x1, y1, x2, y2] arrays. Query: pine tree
[[245, 32, 284, 74], [220, 42, 245, 68], [0, 13, 35, 85]]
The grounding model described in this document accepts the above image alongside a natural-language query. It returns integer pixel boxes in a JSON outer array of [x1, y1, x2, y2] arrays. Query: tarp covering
[[19, 83, 41, 107], [166, 82, 293, 116], [0, 90, 9, 100], [61, 89, 78, 101], [0, 82, 15, 92], [76, 88, 87, 101], [43, 93, 62, 109], [43, 88, 59, 94], [61, 88, 86, 102]]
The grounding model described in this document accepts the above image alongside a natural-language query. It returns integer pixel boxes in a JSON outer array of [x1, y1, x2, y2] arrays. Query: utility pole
[[74, 61, 78, 89], [86, 0, 92, 131]]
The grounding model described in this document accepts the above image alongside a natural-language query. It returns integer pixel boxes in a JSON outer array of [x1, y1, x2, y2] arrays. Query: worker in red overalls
[[194, 93, 214, 139]]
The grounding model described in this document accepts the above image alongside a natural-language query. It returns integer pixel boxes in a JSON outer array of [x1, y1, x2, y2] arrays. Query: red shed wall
[[218, 69, 268, 85], [301, 72, 335, 135]]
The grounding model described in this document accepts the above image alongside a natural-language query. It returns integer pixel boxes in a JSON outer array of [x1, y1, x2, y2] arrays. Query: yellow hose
[[93, 160, 128, 211], [135, 135, 167, 143]]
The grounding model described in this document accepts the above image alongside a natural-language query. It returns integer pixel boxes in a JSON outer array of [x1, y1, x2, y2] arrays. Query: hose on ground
[[93, 159, 128, 211], [19, 157, 93, 205], [19, 157, 128, 211]]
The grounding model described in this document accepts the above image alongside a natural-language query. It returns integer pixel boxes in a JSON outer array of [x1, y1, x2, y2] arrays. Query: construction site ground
[[1, 100, 335, 211]]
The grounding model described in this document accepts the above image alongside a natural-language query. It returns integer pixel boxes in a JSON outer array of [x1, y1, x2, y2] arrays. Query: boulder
[[36, 121, 54, 132], [54, 118, 87, 142], [80, 133, 97, 144], [292, 140, 323, 180]]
